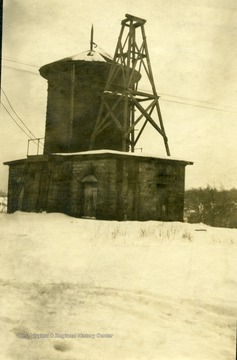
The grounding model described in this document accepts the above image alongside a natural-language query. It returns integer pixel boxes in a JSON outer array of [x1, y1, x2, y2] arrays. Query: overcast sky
[[1, 0, 237, 191]]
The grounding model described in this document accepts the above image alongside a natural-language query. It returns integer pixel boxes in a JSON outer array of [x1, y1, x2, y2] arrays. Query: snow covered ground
[[0, 212, 236, 359]]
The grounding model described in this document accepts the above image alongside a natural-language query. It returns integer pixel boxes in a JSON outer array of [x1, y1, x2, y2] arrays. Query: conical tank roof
[[39, 49, 113, 79], [62, 49, 113, 62]]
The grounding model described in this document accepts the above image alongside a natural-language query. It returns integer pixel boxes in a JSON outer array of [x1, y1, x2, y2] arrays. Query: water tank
[[40, 49, 140, 154]]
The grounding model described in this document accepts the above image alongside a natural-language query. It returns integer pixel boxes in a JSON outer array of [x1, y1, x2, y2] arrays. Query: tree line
[[184, 186, 237, 228]]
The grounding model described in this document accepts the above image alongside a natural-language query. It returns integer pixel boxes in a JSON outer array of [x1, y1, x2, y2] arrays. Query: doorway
[[81, 175, 98, 218], [156, 184, 168, 219]]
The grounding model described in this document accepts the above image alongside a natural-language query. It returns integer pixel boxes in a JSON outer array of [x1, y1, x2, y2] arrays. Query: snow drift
[[0, 212, 236, 359]]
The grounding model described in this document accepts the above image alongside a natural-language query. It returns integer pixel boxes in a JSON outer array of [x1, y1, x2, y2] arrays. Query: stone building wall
[[5, 153, 191, 221]]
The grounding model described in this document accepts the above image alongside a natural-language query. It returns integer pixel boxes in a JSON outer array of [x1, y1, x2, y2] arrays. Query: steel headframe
[[90, 13, 170, 156]]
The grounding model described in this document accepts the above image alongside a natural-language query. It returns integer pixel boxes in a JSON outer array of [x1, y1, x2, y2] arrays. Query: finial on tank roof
[[89, 24, 94, 53]]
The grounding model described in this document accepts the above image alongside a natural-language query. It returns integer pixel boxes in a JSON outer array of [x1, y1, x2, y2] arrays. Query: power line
[[2, 65, 38, 75], [2, 57, 237, 113], [139, 87, 237, 113], [3, 57, 39, 68], [160, 98, 237, 113], [1, 87, 41, 142], [1, 101, 44, 153], [1, 102, 39, 145], [158, 92, 237, 109], [1, 88, 44, 151]]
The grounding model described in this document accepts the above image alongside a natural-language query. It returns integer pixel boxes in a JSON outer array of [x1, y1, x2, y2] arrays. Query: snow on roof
[[52, 149, 193, 164], [39, 48, 113, 78], [61, 49, 113, 63]]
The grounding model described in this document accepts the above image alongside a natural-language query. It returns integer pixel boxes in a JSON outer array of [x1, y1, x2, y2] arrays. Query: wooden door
[[83, 182, 97, 218], [156, 184, 168, 219]]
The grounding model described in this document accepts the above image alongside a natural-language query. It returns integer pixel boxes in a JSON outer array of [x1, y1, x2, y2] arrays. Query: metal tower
[[90, 13, 170, 155]]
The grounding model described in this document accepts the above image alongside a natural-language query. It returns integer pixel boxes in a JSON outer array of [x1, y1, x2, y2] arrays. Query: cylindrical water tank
[[40, 50, 140, 154]]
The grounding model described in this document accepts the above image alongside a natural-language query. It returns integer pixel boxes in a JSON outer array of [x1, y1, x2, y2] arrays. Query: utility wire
[[1, 102, 39, 145], [1, 101, 44, 153], [2, 65, 38, 75], [1, 89, 44, 151], [138, 87, 237, 113], [3, 57, 39, 68], [3, 57, 237, 113], [160, 98, 237, 114], [1, 88, 43, 146], [159, 92, 237, 110]]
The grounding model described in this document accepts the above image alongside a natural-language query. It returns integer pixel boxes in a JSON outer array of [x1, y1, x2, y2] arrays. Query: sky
[[1, 0, 237, 191]]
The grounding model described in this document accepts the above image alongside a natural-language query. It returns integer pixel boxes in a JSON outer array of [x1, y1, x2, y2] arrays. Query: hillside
[[0, 212, 236, 359]]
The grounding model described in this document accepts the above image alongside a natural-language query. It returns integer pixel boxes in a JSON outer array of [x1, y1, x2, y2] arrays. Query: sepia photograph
[[0, 1, 237, 359]]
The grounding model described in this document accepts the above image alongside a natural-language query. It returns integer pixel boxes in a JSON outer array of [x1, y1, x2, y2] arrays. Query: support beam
[[90, 14, 171, 156]]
